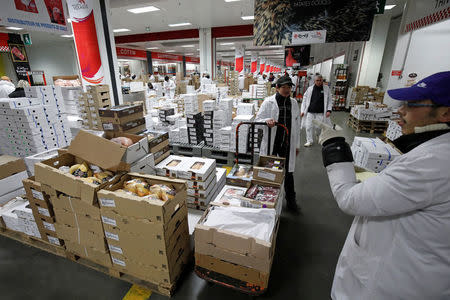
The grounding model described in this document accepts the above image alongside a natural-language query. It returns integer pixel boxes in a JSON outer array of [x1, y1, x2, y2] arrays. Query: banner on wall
[[67, 0, 104, 85], [285, 45, 311, 67], [235, 45, 245, 73], [254, 0, 378, 46], [251, 53, 258, 73], [259, 57, 265, 74], [404, 1, 450, 32], [265, 62, 270, 73], [7, 36, 32, 82], [0, 0, 69, 34]]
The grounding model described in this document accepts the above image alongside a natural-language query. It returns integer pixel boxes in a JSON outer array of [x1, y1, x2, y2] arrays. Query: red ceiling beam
[[211, 24, 253, 38], [115, 29, 199, 44]]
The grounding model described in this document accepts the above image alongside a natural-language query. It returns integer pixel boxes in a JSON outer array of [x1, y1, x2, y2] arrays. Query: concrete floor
[[0, 112, 375, 300]]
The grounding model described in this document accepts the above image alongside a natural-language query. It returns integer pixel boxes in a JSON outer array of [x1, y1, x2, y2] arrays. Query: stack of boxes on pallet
[[60, 87, 82, 117], [0, 86, 71, 157], [212, 98, 233, 150], [202, 100, 215, 146], [349, 86, 385, 106], [97, 173, 191, 286], [79, 85, 111, 130], [229, 71, 239, 95], [139, 130, 171, 167], [99, 103, 145, 135], [249, 84, 267, 99], [155, 155, 225, 209], [158, 107, 175, 126], [187, 112, 204, 145], [0, 196, 41, 238]]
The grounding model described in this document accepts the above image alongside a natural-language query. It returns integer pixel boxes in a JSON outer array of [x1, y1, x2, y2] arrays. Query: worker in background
[[146, 82, 157, 97], [0, 76, 15, 98], [9, 80, 30, 98], [268, 73, 275, 82], [316, 71, 450, 300], [256, 76, 301, 214], [301, 75, 332, 147], [163, 75, 176, 99], [290, 72, 298, 97], [148, 73, 155, 82]]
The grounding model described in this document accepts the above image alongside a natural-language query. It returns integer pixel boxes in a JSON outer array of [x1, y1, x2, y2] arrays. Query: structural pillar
[[146, 51, 153, 75], [199, 28, 212, 76], [66, 0, 122, 105]]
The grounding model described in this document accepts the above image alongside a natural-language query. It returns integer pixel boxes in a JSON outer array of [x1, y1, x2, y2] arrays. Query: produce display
[[245, 185, 279, 203], [122, 179, 175, 201]]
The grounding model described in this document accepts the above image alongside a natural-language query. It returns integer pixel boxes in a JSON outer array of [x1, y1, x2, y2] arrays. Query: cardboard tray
[[97, 173, 187, 222], [252, 156, 285, 184], [0, 155, 26, 180], [102, 118, 145, 133], [99, 104, 144, 119]]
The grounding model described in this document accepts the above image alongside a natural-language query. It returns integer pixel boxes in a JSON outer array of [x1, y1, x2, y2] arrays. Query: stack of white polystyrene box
[[203, 100, 215, 146], [186, 85, 195, 94], [350, 102, 393, 121], [230, 115, 255, 154], [0, 197, 40, 238], [203, 84, 217, 94], [213, 98, 233, 150], [181, 93, 199, 115], [249, 84, 267, 99], [386, 120, 403, 141], [179, 126, 189, 144], [351, 137, 401, 173], [217, 126, 232, 151], [236, 103, 255, 116], [0, 86, 71, 157], [216, 86, 229, 101], [60, 86, 82, 116]]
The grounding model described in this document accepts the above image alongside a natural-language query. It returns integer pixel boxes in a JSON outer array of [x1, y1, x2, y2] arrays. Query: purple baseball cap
[[387, 71, 450, 107]]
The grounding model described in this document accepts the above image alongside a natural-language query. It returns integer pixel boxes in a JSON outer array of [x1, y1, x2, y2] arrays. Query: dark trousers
[[285, 172, 296, 203]]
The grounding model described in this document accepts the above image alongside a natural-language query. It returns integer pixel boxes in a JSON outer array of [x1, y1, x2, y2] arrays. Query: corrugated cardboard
[[54, 223, 107, 252], [99, 104, 144, 123], [239, 180, 283, 209], [97, 173, 187, 221], [106, 220, 189, 271], [253, 156, 285, 184], [68, 130, 149, 171], [65, 241, 112, 267], [34, 153, 122, 205], [54, 208, 103, 234], [154, 149, 170, 165], [150, 139, 169, 155], [0, 170, 28, 196], [49, 193, 101, 220], [102, 118, 145, 133], [195, 253, 269, 288], [0, 155, 26, 180]]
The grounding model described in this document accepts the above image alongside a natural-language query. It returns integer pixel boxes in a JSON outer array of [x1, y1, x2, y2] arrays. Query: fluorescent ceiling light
[[166, 50, 175, 52], [225, 0, 241, 2], [269, 45, 282, 48], [230, 47, 235, 49], [220, 42, 234, 46], [168, 22, 191, 27], [385, 5, 396, 10], [113, 28, 130, 33], [67, 18, 72, 23], [146, 47, 158, 50], [185, 53, 194, 55], [6, 27, 23, 30], [127, 6, 159, 14], [196, 49, 200, 51], [181, 45, 195, 48], [61, 34, 73, 38], [241, 16, 254, 20]]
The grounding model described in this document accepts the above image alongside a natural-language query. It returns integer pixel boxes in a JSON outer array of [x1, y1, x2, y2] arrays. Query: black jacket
[[8, 88, 26, 98]]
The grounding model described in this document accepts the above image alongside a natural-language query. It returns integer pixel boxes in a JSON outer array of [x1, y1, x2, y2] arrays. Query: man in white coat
[[256, 76, 301, 213], [316, 71, 450, 299], [163, 76, 176, 99], [0, 76, 15, 98], [301, 75, 332, 147]]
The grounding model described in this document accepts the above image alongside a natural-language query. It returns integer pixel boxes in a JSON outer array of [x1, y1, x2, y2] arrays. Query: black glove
[[322, 137, 353, 167]]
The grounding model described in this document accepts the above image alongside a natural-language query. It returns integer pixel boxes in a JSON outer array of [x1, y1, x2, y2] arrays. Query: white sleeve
[[255, 99, 272, 122], [327, 87, 333, 111], [326, 154, 436, 217], [301, 88, 309, 114]]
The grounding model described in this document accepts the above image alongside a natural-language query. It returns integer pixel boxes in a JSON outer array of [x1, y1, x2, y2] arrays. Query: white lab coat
[[255, 94, 301, 172], [0, 80, 15, 98], [163, 79, 176, 99], [327, 132, 450, 300], [149, 75, 155, 82], [300, 85, 333, 128]]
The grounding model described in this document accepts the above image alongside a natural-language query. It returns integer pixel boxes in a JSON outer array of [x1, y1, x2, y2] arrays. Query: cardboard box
[[0, 155, 27, 180], [65, 241, 112, 267], [97, 173, 187, 221], [55, 222, 107, 252], [48, 193, 101, 220], [239, 180, 283, 209], [253, 156, 285, 184], [34, 153, 122, 205], [68, 130, 149, 171], [0, 188, 26, 205], [194, 206, 279, 274], [102, 118, 145, 133], [129, 153, 155, 175], [0, 170, 28, 196], [149, 139, 169, 155], [99, 104, 144, 122], [226, 164, 253, 187], [154, 150, 170, 166], [54, 208, 103, 233]]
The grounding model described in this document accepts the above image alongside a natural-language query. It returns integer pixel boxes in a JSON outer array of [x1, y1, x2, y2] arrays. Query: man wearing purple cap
[[316, 71, 450, 299]]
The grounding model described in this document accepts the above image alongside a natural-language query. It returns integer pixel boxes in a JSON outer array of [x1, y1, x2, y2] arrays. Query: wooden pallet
[[348, 115, 388, 133], [0, 226, 190, 297]]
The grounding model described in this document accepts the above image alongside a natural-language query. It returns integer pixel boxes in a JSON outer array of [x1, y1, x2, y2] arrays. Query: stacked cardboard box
[[79, 85, 111, 130], [23, 177, 64, 246], [350, 102, 392, 121], [229, 71, 239, 95], [158, 107, 175, 126], [0, 156, 28, 205], [155, 155, 218, 208], [0, 88, 71, 157], [99, 104, 145, 134], [97, 173, 190, 285], [187, 113, 204, 145], [140, 130, 170, 166], [249, 84, 267, 99], [203, 100, 215, 146], [349, 86, 383, 106], [351, 137, 401, 172], [0, 197, 41, 238]]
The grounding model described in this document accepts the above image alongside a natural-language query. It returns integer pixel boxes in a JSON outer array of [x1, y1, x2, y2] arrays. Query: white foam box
[[202, 100, 215, 112], [129, 153, 156, 175], [186, 190, 215, 206], [176, 157, 216, 181], [0, 188, 26, 205], [187, 175, 216, 198], [24, 148, 59, 176], [236, 103, 255, 115], [0, 98, 40, 109], [0, 171, 28, 197], [187, 168, 216, 190], [155, 155, 186, 177], [14, 201, 35, 221]]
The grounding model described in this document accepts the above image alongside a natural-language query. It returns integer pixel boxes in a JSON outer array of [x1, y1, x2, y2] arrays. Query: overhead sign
[[292, 30, 326, 45], [0, 0, 69, 34], [116, 47, 146, 59], [116, 47, 200, 63], [254, 0, 378, 45], [22, 33, 32, 45], [404, 0, 450, 32], [8, 40, 32, 82]]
